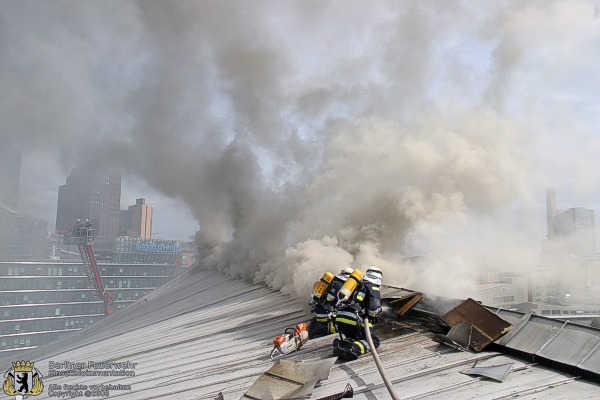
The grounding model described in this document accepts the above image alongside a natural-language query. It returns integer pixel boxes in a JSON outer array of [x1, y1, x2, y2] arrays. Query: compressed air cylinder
[[337, 269, 363, 302], [311, 272, 334, 300]]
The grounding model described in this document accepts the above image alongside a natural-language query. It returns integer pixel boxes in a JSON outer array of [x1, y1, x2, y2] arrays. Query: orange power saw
[[270, 322, 309, 359]]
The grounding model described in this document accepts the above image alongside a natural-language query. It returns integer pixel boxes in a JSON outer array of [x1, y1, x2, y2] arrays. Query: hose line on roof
[[364, 316, 401, 400]]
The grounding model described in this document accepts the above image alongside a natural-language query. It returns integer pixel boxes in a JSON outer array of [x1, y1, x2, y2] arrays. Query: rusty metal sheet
[[441, 298, 512, 352]]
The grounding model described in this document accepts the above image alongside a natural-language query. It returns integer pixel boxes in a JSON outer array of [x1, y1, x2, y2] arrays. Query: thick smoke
[[2, 1, 600, 299]]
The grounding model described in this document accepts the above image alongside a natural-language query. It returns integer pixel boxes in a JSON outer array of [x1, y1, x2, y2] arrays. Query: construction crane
[[64, 220, 114, 316]]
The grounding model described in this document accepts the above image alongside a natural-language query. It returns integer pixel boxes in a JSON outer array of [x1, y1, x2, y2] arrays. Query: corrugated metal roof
[[497, 313, 561, 353], [1, 270, 600, 399], [496, 310, 600, 379]]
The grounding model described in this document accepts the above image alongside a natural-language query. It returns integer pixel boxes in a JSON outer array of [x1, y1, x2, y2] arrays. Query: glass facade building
[[55, 166, 121, 238], [0, 206, 48, 261], [0, 260, 179, 353]]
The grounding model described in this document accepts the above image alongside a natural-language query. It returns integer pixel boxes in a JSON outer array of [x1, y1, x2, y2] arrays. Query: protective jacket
[[333, 278, 382, 360]]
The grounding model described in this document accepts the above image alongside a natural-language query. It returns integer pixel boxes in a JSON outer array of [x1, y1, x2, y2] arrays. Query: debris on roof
[[435, 322, 474, 351], [315, 383, 353, 400], [382, 287, 423, 318], [241, 358, 337, 399], [461, 361, 514, 382], [440, 297, 513, 352]]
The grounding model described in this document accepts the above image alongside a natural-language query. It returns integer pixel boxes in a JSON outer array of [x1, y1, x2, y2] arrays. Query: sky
[[2, 1, 600, 299]]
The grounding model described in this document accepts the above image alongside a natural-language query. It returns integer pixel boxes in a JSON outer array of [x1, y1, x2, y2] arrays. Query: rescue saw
[[270, 322, 309, 359]]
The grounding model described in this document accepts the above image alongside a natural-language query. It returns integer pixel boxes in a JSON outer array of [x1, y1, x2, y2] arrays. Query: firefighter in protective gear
[[332, 266, 383, 361], [307, 267, 354, 339]]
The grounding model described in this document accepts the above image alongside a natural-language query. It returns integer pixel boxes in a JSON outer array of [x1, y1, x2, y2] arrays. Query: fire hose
[[363, 316, 401, 400]]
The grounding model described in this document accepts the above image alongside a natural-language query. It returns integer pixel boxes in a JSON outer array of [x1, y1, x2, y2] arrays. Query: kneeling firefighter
[[308, 267, 354, 339], [332, 266, 383, 361]]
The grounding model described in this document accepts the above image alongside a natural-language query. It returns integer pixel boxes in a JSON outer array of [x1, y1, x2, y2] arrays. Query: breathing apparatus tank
[[337, 269, 363, 302], [311, 271, 334, 301]]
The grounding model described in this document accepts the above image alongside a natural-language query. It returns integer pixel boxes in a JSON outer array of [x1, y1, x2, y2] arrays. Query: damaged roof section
[[438, 297, 513, 352], [241, 358, 337, 399], [381, 287, 423, 318], [416, 296, 600, 384]]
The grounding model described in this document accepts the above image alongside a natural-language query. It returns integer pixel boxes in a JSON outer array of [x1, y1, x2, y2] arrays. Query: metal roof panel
[[538, 323, 600, 366], [2, 270, 600, 399]]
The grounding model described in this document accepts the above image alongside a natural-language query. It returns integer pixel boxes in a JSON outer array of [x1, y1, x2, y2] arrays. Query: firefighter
[[332, 266, 383, 360], [307, 267, 354, 339], [74, 219, 82, 237]]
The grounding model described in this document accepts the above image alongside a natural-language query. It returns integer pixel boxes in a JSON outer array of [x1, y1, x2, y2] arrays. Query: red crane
[[64, 220, 114, 316]]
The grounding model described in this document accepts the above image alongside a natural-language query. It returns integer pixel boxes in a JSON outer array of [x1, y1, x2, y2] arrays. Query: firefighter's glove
[[368, 307, 383, 322]]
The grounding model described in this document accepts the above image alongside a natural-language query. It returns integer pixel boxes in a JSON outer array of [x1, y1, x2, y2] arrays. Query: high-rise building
[[539, 189, 598, 305], [119, 198, 153, 238], [55, 166, 121, 238], [0, 203, 48, 261], [0, 138, 48, 261], [0, 137, 22, 210], [544, 188, 596, 257]]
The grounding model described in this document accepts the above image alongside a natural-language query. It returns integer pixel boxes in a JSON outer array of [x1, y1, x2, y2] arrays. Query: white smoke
[[2, 1, 600, 299]]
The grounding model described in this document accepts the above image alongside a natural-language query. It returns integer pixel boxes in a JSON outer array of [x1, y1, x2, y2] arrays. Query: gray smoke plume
[[2, 1, 600, 299]]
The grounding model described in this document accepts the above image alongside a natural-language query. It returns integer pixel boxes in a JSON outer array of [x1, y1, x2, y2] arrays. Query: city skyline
[[12, 158, 197, 242], [3, 2, 600, 299], [9, 136, 600, 248]]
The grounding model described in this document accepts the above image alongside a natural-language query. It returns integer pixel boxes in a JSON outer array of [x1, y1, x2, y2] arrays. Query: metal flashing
[[461, 362, 514, 382]]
